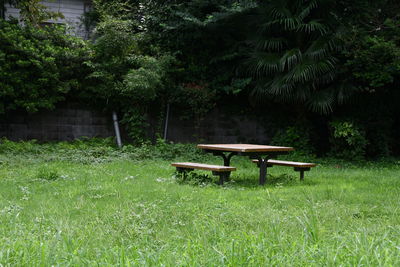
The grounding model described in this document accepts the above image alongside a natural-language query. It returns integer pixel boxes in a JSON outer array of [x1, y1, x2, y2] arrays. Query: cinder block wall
[[0, 105, 114, 141], [166, 107, 272, 144], [0, 105, 273, 144]]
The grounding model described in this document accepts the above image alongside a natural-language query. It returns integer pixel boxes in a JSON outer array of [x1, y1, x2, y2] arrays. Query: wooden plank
[[197, 144, 294, 153], [252, 159, 316, 168], [171, 162, 236, 172]]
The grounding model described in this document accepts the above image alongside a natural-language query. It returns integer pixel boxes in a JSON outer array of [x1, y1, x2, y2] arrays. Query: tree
[[86, 18, 173, 142], [244, 0, 343, 114], [0, 20, 90, 113]]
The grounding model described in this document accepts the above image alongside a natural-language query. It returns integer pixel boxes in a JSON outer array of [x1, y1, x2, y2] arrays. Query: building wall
[[4, 0, 91, 38]]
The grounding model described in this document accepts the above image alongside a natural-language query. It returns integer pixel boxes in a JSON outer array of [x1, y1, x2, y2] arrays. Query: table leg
[[223, 152, 236, 166], [258, 157, 268, 185], [211, 151, 237, 179]]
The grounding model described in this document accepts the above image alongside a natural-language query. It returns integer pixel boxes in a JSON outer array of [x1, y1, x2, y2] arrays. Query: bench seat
[[171, 162, 236, 184], [252, 159, 316, 168], [252, 159, 316, 180]]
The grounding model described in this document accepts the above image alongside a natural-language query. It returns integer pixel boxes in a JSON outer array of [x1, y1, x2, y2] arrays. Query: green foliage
[[0, 138, 209, 165], [329, 120, 368, 160], [122, 55, 164, 101], [86, 18, 174, 142], [119, 109, 148, 144], [171, 82, 216, 124], [272, 125, 314, 156], [35, 166, 60, 181], [343, 35, 400, 92], [147, 0, 254, 97], [0, 20, 91, 113], [246, 0, 342, 114], [122, 138, 208, 161], [0, 138, 41, 154], [174, 171, 214, 186], [333, 0, 400, 158]]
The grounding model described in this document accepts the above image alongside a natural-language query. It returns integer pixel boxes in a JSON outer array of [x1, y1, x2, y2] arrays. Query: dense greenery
[[1, 0, 400, 158], [1, 140, 400, 265], [245, 0, 342, 114], [0, 19, 90, 113], [85, 17, 174, 142]]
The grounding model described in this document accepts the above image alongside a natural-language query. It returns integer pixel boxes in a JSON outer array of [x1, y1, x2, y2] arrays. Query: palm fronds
[[246, 0, 346, 114]]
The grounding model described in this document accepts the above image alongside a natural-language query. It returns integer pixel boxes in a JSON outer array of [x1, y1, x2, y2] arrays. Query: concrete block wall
[[0, 105, 114, 141], [0, 104, 272, 144], [166, 107, 272, 144]]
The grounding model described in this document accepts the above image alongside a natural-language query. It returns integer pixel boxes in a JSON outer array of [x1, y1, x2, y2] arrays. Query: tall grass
[[0, 139, 399, 265]]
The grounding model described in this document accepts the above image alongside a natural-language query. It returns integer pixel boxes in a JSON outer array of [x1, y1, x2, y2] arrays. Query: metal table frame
[[201, 147, 292, 185]]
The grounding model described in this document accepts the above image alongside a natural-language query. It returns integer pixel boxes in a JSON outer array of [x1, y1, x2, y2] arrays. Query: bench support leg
[[294, 167, 310, 181], [300, 170, 304, 181], [209, 151, 237, 179], [220, 173, 229, 185], [259, 159, 267, 185], [212, 171, 229, 185]]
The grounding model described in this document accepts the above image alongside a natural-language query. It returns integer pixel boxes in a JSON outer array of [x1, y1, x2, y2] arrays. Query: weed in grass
[[35, 166, 60, 181], [174, 171, 215, 186], [0, 203, 23, 215]]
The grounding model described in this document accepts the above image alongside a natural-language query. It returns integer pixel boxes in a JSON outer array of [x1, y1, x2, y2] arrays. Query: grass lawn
[[0, 141, 400, 266]]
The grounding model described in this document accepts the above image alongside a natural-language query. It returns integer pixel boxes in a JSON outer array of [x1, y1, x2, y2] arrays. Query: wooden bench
[[171, 162, 236, 185], [252, 159, 316, 181]]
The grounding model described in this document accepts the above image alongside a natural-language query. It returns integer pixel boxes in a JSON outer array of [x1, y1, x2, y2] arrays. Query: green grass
[[1, 141, 400, 266]]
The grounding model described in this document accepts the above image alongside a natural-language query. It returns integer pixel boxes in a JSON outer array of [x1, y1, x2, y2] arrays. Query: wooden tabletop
[[197, 144, 294, 153]]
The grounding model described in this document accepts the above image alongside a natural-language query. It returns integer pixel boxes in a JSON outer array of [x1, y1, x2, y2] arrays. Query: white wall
[[4, 0, 92, 38]]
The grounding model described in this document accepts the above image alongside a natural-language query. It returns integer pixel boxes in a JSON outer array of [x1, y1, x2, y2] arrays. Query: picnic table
[[197, 144, 294, 185]]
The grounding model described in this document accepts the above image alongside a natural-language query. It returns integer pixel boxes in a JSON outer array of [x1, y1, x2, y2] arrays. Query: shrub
[[329, 120, 368, 160], [0, 20, 91, 114], [271, 125, 315, 156], [86, 18, 175, 143]]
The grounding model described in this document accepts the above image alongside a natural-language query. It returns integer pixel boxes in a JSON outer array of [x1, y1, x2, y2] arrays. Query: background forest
[[1, 0, 400, 159]]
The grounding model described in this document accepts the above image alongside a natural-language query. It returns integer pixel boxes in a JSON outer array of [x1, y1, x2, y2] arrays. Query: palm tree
[[246, 0, 342, 114]]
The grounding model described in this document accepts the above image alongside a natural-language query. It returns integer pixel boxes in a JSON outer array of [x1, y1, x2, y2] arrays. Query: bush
[[271, 125, 315, 156], [0, 20, 91, 114], [329, 120, 368, 160], [86, 18, 175, 143]]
